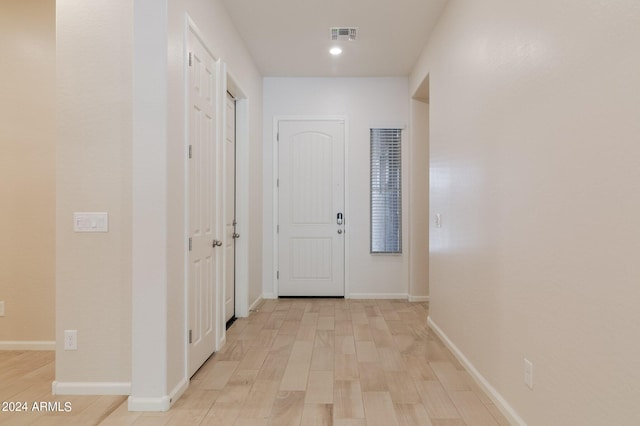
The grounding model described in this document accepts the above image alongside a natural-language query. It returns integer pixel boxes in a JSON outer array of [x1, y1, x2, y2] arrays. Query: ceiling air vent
[[330, 27, 358, 41]]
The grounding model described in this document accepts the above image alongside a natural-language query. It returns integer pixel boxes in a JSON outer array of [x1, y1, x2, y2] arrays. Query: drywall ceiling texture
[[222, 0, 448, 76], [411, 0, 640, 424], [262, 77, 410, 299], [0, 0, 55, 344]]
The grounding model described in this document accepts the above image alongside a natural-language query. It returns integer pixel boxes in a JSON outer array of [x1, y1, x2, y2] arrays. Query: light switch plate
[[73, 212, 108, 232]]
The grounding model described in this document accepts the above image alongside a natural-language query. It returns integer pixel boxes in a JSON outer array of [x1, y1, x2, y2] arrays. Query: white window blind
[[370, 128, 402, 254]]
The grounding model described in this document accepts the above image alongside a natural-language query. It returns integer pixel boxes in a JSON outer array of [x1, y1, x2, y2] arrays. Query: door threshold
[[225, 316, 237, 330], [278, 296, 345, 299]]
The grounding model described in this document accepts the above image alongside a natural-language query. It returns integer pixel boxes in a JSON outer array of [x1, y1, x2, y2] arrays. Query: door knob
[[337, 229, 343, 234], [212, 239, 222, 247], [232, 233, 240, 239]]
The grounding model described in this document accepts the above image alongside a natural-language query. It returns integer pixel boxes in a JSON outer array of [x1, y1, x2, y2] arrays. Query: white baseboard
[[168, 377, 189, 406], [427, 316, 526, 426], [262, 293, 277, 300], [128, 395, 171, 412], [0, 341, 55, 351], [408, 295, 429, 302], [348, 293, 408, 300], [128, 376, 189, 411], [249, 295, 264, 311], [52, 381, 131, 396]]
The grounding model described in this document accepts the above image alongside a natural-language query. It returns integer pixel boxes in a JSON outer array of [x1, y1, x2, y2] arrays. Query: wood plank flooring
[[0, 350, 126, 425], [0, 299, 510, 425]]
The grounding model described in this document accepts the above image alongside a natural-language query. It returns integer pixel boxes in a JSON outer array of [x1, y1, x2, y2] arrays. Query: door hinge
[[277, 271, 279, 279], [188, 145, 192, 159], [277, 132, 279, 142], [277, 224, 279, 233], [188, 237, 192, 251], [276, 178, 279, 188], [188, 52, 192, 67], [188, 329, 192, 344]]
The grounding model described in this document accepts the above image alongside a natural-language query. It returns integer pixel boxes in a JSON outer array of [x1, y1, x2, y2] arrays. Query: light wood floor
[[0, 299, 509, 425]]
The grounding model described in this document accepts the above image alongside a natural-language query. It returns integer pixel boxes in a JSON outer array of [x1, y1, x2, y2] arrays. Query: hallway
[[115, 299, 508, 426], [113, 298, 508, 425], [0, 299, 508, 425]]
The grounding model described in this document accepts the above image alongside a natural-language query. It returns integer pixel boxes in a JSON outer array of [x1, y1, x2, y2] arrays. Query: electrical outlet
[[524, 358, 533, 389], [64, 330, 77, 350], [0, 301, 4, 317]]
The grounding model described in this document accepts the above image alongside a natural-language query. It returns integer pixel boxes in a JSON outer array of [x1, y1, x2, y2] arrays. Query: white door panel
[[278, 120, 345, 296], [188, 30, 218, 377]]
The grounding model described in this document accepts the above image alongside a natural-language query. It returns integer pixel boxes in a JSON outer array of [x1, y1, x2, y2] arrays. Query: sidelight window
[[370, 128, 402, 254]]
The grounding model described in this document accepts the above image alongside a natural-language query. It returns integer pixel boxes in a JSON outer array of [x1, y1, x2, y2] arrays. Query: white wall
[[262, 78, 410, 298], [130, 0, 169, 405], [411, 0, 640, 424]]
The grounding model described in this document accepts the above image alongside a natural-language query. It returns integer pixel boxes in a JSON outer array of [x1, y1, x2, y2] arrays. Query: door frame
[[220, 67, 250, 340], [183, 17, 251, 378], [272, 116, 350, 298]]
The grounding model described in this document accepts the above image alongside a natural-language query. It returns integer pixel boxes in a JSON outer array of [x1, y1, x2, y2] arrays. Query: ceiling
[[221, 0, 449, 77]]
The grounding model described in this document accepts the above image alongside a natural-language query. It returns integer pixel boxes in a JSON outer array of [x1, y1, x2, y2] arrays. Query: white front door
[[224, 92, 236, 323], [187, 30, 219, 377], [277, 119, 345, 296]]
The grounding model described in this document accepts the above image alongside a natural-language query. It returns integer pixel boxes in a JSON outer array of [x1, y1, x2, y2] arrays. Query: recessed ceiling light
[[329, 47, 342, 56]]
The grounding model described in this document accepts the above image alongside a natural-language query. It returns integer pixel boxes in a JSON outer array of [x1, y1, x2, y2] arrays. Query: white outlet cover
[[64, 330, 78, 350]]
